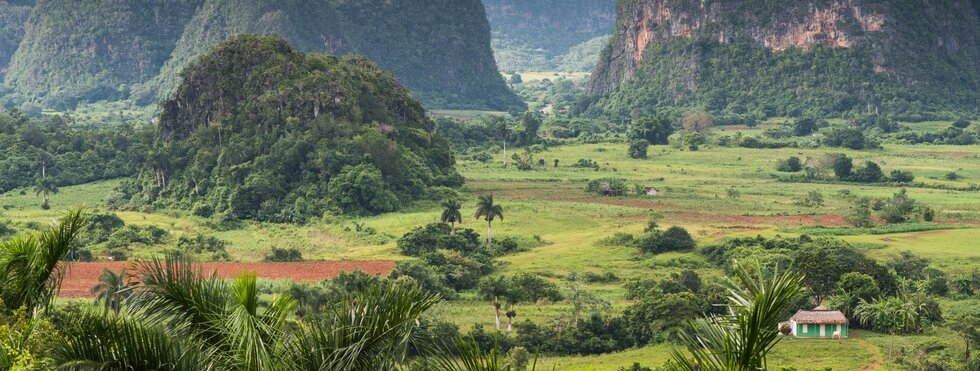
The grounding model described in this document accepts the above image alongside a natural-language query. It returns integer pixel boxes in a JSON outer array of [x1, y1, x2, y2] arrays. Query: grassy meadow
[[1, 123, 978, 370]]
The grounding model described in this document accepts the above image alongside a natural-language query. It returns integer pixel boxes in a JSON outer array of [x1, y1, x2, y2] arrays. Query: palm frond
[[126, 257, 229, 345], [0, 208, 85, 313], [670, 260, 805, 371], [286, 283, 439, 370], [52, 310, 211, 371]]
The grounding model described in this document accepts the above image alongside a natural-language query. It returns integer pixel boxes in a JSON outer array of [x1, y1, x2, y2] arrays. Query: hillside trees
[[121, 35, 460, 221], [627, 114, 673, 145], [0, 110, 148, 193]]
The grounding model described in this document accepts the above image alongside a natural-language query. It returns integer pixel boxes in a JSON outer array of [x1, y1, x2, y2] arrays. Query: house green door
[[826, 324, 836, 337]]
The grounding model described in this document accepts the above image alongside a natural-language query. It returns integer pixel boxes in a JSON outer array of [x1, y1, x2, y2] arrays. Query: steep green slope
[[3, 0, 522, 111], [484, 0, 617, 72], [3, 0, 202, 108], [0, 1, 32, 79], [587, 0, 980, 120], [122, 35, 461, 222]]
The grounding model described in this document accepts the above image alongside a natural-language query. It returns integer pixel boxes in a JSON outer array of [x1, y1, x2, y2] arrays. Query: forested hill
[[586, 0, 980, 121], [120, 35, 461, 222], [483, 0, 617, 72], [1, 0, 522, 112], [0, 0, 32, 80]]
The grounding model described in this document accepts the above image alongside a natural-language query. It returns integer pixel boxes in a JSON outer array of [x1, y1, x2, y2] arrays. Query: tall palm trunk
[[487, 220, 493, 247], [494, 300, 501, 331], [450, 222, 456, 235]]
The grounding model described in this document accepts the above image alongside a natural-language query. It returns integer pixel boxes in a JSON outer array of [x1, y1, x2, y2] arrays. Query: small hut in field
[[787, 306, 848, 339], [643, 186, 660, 196]]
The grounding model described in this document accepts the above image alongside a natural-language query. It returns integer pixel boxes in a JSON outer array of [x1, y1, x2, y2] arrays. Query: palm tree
[[853, 296, 929, 369], [479, 276, 509, 331], [441, 200, 463, 235], [33, 177, 58, 209], [91, 268, 134, 315], [0, 209, 85, 313], [52, 256, 440, 370], [505, 309, 517, 336], [126, 258, 296, 370], [474, 195, 504, 247], [285, 283, 440, 369], [670, 260, 806, 371]]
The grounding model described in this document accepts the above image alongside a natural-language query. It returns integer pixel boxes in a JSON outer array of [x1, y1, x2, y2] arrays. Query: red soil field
[[59, 260, 395, 299]]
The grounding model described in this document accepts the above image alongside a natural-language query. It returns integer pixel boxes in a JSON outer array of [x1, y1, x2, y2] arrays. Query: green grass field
[[2, 127, 977, 370]]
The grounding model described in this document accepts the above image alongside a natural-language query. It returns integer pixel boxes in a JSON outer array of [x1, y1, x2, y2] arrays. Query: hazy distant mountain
[[484, 0, 617, 72], [1, 0, 523, 112]]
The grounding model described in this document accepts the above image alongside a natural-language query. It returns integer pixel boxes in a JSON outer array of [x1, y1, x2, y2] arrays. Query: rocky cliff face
[[587, 0, 980, 116]]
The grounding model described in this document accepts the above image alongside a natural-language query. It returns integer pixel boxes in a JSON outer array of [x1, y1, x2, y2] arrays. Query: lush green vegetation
[[0, 110, 148, 193], [117, 35, 461, 223], [1, 0, 522, 111], [0, 0, 31, 80], [1, 120, 978, 368]]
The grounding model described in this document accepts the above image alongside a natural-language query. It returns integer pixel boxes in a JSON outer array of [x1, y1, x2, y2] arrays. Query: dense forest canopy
[[0, 0, 32, 80], [586, 0, 980, 121], [119, 35, 461, 222], [0, 0, 522, 111], [0, 109, 148, 193], [483, 0, 617, 72]]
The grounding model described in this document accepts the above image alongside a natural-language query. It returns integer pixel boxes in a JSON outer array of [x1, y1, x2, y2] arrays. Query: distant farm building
[[643, 186, 660, 196], [786, 306, 848, 339]]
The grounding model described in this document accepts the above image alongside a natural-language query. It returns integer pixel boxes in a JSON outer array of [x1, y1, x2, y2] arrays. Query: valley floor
[[3, 129, 978, 370]]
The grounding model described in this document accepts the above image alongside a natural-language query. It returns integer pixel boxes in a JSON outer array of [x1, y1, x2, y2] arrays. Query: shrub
[[326, 163, 398, 215], [890, 170, 915, 183], [832, 155, 853, 179], [596, 232, 635, 246], [510, 272, 562, 302], [586, 178, 628, 196], [573, 158, 600, 169], [879, 188, 917, 224], [944, 172, 961, 180], [852, 162, 885, 183], [795, 191, 824, 207], [0, 221, 14, 237], [635, 226, 696, 254], [846, 198, 874, 228], [397, 223, 483, 257], [775, 156, 802, 172], [176, 234, 227, 255], [726, 188, 741, 199], [951, 118, 971, 129], [192, 203, 214, 218], [263, 247, 303, 262], [628, 139, 649, 159]]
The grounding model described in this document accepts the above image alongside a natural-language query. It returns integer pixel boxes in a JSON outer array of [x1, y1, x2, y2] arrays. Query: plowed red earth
[[59, 261, 395, 298]]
